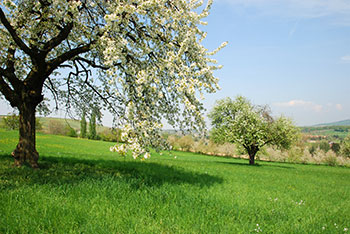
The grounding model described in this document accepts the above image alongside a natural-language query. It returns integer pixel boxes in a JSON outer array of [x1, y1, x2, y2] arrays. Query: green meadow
[[0, 129, 349, 233]]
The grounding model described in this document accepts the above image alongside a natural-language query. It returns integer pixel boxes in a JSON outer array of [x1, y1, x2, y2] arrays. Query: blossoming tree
[[0, 0, 226, 168], [209, 96, 299, 165]]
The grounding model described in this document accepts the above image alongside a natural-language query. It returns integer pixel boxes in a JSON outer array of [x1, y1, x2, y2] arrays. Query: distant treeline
[[301, 126, 350, 133]]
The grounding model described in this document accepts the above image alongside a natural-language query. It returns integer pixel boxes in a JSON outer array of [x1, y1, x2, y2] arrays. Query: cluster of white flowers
[[254, 224, 262, 233], [321, 224, 348, 231], [100, 0, 225, 158], [294, 200, 305, 206]]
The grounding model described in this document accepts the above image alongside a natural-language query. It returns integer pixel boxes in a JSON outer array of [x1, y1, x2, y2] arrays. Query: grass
[[0, 129, 350, 233]]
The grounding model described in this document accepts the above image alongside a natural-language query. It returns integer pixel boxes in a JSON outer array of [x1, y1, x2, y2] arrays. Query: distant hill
[[301, 119, 350, 140], [313, 119, 350, 127]]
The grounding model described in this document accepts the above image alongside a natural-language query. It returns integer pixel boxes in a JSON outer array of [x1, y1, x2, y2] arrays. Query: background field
[[0, 129, 350, 233]]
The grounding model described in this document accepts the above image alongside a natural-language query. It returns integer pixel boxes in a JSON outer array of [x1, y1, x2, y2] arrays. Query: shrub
[[167, 135, 180, 150], [36, 118, 43, 131], [2, 114, 19, 130], [2, 114, 42, 131], [66, 126, 77, 137], [322, 151, 338, 166], [308, 144, 317, 156], [177, 135, 194, 151], [285, 146, 304, 163], [48, 120, 66, 135], [99, 128, 122, 142], [340, 136, 350, 158], [319, 140, 330, 153], [330, 142, 340, 154]]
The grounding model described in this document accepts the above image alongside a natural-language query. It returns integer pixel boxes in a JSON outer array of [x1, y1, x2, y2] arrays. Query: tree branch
[[74, 56, 109, 70], [42, 22, 73, 53], [0, 73, 19, 107], [47, 42, 95, 73], [0, 8, 35, 57], [44, 78, 59, 110]]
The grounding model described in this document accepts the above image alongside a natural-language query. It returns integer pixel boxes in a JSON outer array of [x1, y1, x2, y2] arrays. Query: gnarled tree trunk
[[249, 153, 256, 165], [12, 101, 39, 168], [247, 145, 259, 165]]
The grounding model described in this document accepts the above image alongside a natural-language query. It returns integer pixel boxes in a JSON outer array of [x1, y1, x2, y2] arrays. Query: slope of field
[[314, 119, 350, 127], [0, 129, 350, 233], [37, 116, 109, 133], [0, 115, 110, 133], [301, 125, 350, 139]]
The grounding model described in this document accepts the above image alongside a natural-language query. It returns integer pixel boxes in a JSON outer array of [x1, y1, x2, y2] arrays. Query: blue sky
[[200, 0, 350, 126], [1, 0, 349, 126]]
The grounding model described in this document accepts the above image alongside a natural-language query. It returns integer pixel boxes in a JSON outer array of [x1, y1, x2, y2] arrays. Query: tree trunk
[[249, 153, 255, 165], [247, 146, 258, 165], [12, 102, 39, 168]]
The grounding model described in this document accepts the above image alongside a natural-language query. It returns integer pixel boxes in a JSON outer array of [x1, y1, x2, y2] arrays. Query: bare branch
[[47, 42, 95, 73], [75, 56, 109, 70], [42, 22, 73, 54], [0, 73, 19, 107], [44, 78, 59, 110]]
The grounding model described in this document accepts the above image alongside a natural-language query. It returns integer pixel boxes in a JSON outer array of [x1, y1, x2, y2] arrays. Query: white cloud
[[215, 0, 350, 22], [274, 100, 344, 113], [336, 104, 343, 111], [274, 100, 323, 112], [341, 55, 350, 63]]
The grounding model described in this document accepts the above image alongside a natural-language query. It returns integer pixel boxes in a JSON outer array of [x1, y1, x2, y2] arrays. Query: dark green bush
[[319, 141, 330, 153], [66, 126, 77, 138]]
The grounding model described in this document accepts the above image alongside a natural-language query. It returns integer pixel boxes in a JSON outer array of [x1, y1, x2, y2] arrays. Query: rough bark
[[247, 145, 258, 165], [12, 101, 40, 168], [249, 153, 256, 165]]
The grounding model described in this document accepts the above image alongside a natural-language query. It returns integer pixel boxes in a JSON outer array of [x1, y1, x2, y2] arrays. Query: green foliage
[[88, 112, 97, 140], [209, 96, 299, 164], [318, 140, 330, 153], [0, 129, 350, 233], [2, 114, 42, 131], [323, 152, 339, 166], [36, 118, 43, 131], [177, 135, 194, 151], [331, 142, 341, 154], [340, 135, 350, 158], [99, 129, 120, 142], [2, 113, 19, 130], [309, 144, 317, 156], [47, 120, 66, 135], [66, 126, 77, 138], [80, 112, 87, 138]]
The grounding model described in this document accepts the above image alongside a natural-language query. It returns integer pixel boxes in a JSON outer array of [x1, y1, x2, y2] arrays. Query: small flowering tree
[[340, 135, 350, 158], [209, 96, 299, 165], [0, 0, 226, 167]]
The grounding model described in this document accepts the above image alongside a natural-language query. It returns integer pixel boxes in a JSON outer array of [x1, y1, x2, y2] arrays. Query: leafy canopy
[[340, 135, 350, 158], [209, 96, 299, 158], [0, 0, 226, 159]]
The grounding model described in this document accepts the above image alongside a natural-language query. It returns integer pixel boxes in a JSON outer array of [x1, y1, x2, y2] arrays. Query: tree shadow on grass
[[216, 160, 295, 170], [0, 154, 223, 191]]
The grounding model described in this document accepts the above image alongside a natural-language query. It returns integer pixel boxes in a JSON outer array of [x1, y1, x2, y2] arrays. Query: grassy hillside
[[0, 129, 349, 233], [301, 125, 350, 140], [37, 117, 109, 133], [0, 115, 110, 134], [314, 119, 350, 127]]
